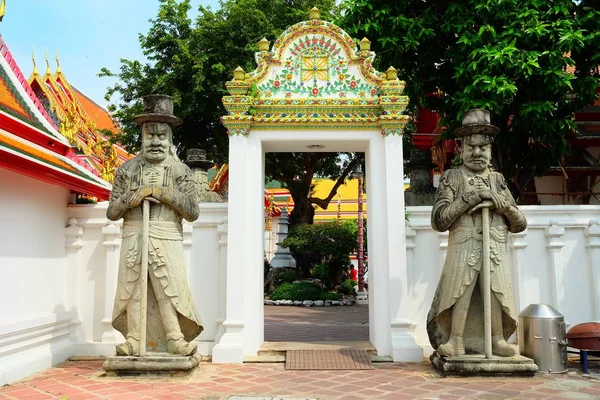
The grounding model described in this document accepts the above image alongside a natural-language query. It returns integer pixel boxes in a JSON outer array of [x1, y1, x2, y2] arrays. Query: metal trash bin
[[519, 304, 567, 373]]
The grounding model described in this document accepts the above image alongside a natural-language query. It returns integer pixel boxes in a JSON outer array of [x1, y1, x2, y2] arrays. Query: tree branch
[[309, 154, 364, 210]]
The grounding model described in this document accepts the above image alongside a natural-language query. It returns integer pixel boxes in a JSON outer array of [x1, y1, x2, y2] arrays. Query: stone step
[[244, 355, 286, 363], [245, 353, 391, 364], [249, 341, 386, 364]]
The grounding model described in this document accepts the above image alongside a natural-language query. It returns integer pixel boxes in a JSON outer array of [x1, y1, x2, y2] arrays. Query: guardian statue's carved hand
[[130, 185, 154, 208], [471, 190, 510, 215], [491, 191, 511, 214]]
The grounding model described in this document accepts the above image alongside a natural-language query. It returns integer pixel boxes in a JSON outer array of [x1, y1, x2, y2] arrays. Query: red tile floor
[[1, 359, 599, 399], [1, 305, 599, 399]]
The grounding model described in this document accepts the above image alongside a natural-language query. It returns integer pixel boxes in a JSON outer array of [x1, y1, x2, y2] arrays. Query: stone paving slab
[[265, 305, 368, 342], [1, 359, 599, 399]]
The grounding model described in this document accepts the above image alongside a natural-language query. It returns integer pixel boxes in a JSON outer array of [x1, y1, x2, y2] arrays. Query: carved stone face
[[462, 136, 492, 173], [142, 122, 171, 164]]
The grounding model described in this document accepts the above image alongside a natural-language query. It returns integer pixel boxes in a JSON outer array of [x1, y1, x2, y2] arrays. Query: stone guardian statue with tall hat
[[104, 95, 202, 374], [428, 109, 536, 375]]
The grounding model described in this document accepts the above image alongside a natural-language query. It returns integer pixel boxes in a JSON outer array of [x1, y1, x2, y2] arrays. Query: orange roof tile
[[72, 87, 118, 133]]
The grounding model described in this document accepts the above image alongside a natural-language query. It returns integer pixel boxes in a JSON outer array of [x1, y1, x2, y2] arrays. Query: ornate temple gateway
[[213, 8, 423, 363]]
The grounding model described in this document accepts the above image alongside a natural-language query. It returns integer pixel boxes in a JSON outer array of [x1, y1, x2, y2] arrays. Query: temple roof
[[0, 35, 111, 199], [27, 51, 133, 182], [72, 87, 118, 133]]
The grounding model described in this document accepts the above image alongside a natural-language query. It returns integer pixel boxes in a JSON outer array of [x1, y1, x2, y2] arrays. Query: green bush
[[269, 282, 343, 301], [322, 291, 343, 301], [270, 282, 323, 301], [283, 221, 357, 288], [276, 270, 297, 284], [311, 262, 330, 286], [338, 279, 357, 296], [264, 258, 271, 280]]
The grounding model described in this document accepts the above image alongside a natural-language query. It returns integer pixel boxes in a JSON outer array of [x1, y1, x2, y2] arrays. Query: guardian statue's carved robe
[[107, 155, 202, 351]]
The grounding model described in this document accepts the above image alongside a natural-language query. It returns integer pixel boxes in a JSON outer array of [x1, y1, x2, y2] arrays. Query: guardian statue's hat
[[454, 109, 500, 139], [133, 94, 182, 127]]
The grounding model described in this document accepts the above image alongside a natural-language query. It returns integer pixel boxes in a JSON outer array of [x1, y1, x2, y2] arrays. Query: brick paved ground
[[1, 359, 599, 399], [264, 305, 369, 342], [2, 305, 599, 399]]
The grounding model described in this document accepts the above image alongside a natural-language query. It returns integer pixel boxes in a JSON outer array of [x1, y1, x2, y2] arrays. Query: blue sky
[[1, 0, 219, 107]]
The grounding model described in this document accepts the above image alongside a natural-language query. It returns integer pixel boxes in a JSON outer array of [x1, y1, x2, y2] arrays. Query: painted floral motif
[[302, 55, 328, 81], [257, 35, 379, 99]]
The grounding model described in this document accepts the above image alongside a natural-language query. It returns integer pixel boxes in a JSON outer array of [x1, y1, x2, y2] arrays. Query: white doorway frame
[[212, 129, 423, 363]]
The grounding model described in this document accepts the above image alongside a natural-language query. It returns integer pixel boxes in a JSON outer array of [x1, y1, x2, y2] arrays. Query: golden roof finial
[[359, 37, 371, 51], [0, 0, 6, 23], [32, 46, 39, 76], [233, 66, 246, 81], [55, 48, 62, 74], [309, 7, 320, 20], [385, 66, 398, 81], [44, 49, 52, 76], [258, 38, 270, 52]]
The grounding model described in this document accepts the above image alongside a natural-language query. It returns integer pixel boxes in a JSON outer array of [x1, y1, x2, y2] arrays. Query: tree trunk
[[289, 192, 315, 226]]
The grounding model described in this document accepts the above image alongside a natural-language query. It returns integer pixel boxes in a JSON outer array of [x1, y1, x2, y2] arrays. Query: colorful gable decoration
[[0, 36, 111, 199], [221, 7, 410, 136]]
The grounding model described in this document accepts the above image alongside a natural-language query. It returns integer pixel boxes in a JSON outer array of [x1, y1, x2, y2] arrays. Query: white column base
[[390, 320, 423, 362], [212, 321, 245, 363]]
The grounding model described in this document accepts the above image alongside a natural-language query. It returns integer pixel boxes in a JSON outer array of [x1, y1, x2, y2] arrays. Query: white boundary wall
[[0, 169, 73, 385], [2, 197, 600, 384]]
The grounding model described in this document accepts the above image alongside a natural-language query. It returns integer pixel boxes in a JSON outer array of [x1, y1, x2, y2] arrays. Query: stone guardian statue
[[427, 109, 527, 363], [106, 95, 202, 358]]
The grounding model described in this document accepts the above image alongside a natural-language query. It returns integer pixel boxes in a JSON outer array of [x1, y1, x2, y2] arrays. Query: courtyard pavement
[[0, 305, 599, 399], [264, 304, 369, 342]]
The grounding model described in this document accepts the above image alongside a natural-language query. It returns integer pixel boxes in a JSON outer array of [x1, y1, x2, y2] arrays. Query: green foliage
[[338, 0, 600, 199], [276, 270, 298, 284], [311, 262, 330, 285], [322, 291, 344, 301], [264, 258, 271, 280], [338, 279, 357, 295], [269, 282, 342, 301], [75, 195, 97, 204], [101, 0, 362, 224], [283, 221, 357, 287]]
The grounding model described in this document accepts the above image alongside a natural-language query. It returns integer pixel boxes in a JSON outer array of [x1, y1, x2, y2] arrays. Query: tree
[[101, 0, 361, 224], [338, 0, 600, 200], [283, 221, 357, 286]]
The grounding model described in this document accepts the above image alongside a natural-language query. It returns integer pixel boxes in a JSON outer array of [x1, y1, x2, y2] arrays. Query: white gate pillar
[[379, 68, 422, 362], [366, 139, 391, 356], [244, 133, 265, 354], [212, 133, 249, 363], [383, 133, 422, 362]]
